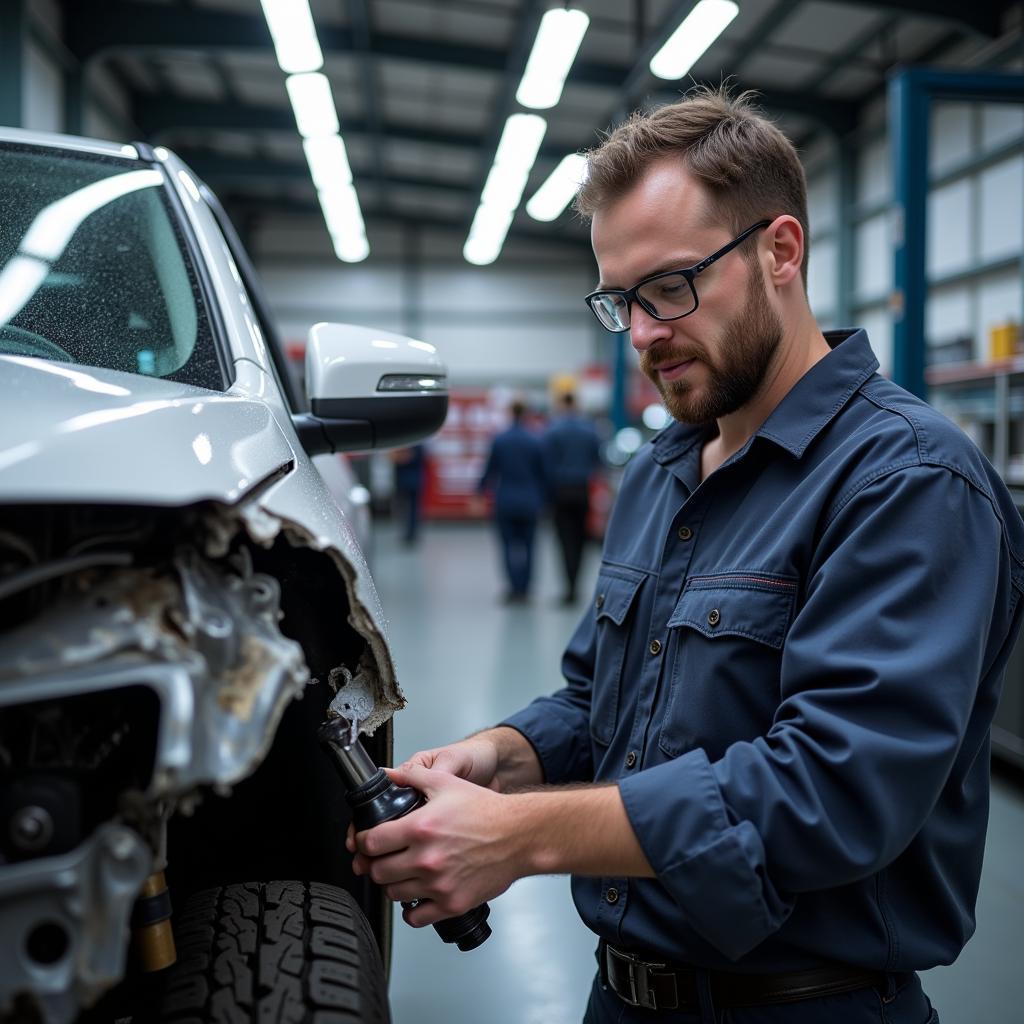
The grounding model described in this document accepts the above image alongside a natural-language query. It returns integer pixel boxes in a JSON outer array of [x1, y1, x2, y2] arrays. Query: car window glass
[[0, 146, 223, 390]]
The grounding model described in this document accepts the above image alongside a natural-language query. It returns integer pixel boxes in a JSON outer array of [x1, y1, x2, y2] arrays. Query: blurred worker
[[477, 400, 546, 602], [350, 88, 1024, 1023], [391, 445, 425, 546], [543, 391, 602, 604]]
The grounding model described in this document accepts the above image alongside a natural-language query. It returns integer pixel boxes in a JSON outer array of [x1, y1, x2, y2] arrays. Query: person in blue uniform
[[478, 399, 547, 602], [543, 391, 603, 604], [391, 444, 426, 545], [348, 88, 1024, 1023]]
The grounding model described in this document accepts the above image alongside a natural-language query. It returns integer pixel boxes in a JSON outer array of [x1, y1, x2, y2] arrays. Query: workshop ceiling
[[61, 0, 1020, 254]]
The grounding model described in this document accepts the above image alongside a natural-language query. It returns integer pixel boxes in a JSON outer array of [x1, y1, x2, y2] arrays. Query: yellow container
[[989, 322, 1018, 360]]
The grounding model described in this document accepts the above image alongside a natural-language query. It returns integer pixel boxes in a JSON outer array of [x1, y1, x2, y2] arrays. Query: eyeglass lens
[[592, 273, 696, 330]]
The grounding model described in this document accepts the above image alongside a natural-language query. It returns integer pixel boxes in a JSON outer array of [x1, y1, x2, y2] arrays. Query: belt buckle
[[611, 947, 668, 1010]]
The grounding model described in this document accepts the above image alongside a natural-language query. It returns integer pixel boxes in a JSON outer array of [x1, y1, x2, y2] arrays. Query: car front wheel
[[159, 881, 390, 1023]]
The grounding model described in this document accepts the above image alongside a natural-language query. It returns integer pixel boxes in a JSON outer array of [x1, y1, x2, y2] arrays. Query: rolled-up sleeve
[[619, 466, 1010, 959], [500, 604, 598, 785]]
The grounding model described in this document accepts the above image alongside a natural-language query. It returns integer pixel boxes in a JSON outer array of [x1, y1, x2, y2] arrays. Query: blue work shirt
[[543, 413, 602, 489], [502, 329, 1024, 972], [479, 424, 546, 518]]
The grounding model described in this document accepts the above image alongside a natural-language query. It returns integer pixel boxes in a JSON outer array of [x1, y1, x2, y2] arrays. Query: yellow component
[[549, 373, 577, 400], [990, 322, 1018, 360], [133, 871, 177, 972]]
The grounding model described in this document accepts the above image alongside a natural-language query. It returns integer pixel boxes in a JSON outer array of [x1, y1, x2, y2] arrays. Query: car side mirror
[[293, 323, 448, 455]]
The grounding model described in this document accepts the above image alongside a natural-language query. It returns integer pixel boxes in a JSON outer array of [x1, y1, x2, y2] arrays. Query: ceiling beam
[[347, 0, 385, 196], [134, 96, 573, 163], [64, 2, 625, 88], [803, 13, 901, 94], [616, 0, 706, 113], [836, 1, 1005, 38], [728, 0, 804, 69], [181, 150, 475, 197], [652, 84, 861, 134], [220, 194, 590, 249], [465, 0, 547, 230]]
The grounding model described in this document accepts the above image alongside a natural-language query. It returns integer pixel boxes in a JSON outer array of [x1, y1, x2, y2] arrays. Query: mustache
[[640, 344, 706, 371]]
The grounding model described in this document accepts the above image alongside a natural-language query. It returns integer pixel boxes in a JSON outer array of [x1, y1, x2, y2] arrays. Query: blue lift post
[[889, 68, 1024, 399]]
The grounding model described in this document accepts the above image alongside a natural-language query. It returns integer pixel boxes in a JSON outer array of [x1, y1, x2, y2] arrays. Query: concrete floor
[[370, 520, 1024, 1024]]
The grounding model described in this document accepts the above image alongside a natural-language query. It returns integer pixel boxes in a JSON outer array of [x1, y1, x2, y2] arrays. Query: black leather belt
[[602, 942, 903, 1011]]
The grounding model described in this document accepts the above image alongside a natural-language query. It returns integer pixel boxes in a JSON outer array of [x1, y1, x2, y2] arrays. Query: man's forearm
[[509, 783, 655, 879], [474, 725, 545, 790]]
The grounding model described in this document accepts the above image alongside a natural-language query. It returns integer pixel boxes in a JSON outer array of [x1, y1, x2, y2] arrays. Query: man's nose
[[628, 303, 673, 352]]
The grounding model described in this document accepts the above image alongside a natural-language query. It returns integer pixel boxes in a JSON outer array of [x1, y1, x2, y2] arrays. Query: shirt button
[[625, 751, 637, 769], [677, 526, 693, 541], [707, 608, 721, 627], [606, 887, 619, 905], [649, 639, 662, 655], [596, 593, 605, 609]]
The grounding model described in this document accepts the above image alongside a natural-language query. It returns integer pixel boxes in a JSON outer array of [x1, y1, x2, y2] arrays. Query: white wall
[[258, 259, 603, 389]]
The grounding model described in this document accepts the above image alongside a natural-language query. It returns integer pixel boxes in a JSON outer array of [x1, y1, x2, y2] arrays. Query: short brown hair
[[575, 87, 810, 285]]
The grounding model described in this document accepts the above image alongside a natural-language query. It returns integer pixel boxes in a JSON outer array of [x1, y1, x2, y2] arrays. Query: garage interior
[[3, 1, 1024, 1022]]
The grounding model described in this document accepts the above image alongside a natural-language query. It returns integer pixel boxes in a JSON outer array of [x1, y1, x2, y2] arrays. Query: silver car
[[0, 128, 448, 1024]]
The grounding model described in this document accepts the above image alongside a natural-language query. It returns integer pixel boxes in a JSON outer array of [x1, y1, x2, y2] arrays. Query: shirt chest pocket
[[658, 573, 798, 759], [590, 568, 646, 746]]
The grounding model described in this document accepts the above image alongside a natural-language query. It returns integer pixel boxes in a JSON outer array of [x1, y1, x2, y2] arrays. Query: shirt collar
[[651, 328, 879, 466], [756, 328, 878, 457]]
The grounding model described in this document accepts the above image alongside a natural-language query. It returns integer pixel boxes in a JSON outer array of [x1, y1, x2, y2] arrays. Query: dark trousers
[[394, 486, 421, 543], [496, 511, 537, 596], [583, 969, 938, 1024], [553, 484, 590, 598]]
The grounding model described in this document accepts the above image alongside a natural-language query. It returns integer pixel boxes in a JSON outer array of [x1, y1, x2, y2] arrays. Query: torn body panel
[[0, 501, 397, 1023]]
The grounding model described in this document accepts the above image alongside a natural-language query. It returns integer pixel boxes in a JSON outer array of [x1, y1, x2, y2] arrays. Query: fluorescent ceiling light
[[493, 113, 548, 172], [332, 234, 370, 263], [516, 8, 590, 110], [303, 135, 353, 190], [463, 113, 548, 265], [260, 0, 323, 73], [649, 0, 738, 80], [318, 182, 363, 236], [286, 73, 339, 138], [317, 183, 369, 263], [464, 205, 515, 266], [526, 153, 588, 222], [480, 162, 531, 211]]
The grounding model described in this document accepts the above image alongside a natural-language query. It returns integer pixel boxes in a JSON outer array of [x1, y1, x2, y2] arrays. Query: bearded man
[[349, 88, 1024, 1024]]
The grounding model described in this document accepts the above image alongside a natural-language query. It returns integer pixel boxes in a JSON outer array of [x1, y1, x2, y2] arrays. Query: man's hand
[[344, 727, 542, 857], [400, 735, 502, 790], [350, 763, 526, 927]]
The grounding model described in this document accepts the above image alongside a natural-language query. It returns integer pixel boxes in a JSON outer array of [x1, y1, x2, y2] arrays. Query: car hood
[[0, 357, 293, 505]]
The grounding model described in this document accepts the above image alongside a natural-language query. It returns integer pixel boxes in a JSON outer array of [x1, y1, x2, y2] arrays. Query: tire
[[159, 881, 390, 1024]]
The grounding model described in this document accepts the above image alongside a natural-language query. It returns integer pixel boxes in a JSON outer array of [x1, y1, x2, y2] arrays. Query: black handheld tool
[[318, 716, 492, 952]]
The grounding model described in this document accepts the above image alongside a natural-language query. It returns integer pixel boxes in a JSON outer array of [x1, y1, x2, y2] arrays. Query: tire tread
[[159, 882, 388, 1024]]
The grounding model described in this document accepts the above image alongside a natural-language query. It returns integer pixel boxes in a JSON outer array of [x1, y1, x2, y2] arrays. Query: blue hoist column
[[889, 68, 1024, 399]]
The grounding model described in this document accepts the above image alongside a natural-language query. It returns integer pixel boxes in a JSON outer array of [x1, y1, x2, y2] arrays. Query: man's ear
[[763, 216, 803, 288]]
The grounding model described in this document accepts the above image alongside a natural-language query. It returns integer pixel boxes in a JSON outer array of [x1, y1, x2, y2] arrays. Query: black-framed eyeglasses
[[584, 220, 772, 333]]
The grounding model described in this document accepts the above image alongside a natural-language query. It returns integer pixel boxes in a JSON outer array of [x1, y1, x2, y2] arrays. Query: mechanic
[[349, 88, 1024, 1023], [543, 391, 603, 605]]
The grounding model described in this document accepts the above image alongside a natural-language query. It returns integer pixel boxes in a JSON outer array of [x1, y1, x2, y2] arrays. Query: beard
[[640, 266, 783, 425]]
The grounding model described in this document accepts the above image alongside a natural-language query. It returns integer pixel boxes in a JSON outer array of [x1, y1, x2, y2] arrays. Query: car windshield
[[0, 144, 222, 390]]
